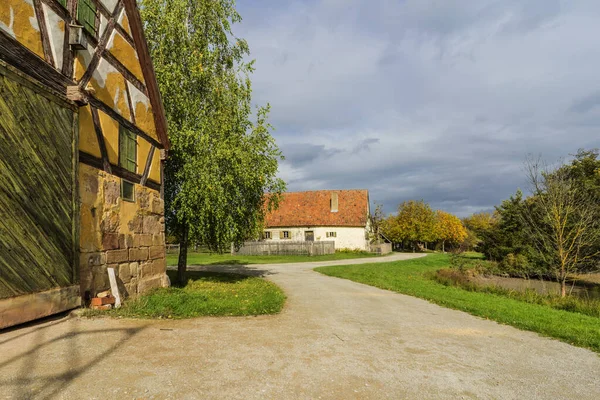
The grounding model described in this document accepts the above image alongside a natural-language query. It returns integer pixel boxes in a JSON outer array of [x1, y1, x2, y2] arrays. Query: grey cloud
[[569, 91, 600, 114], [234, 0, 600, 217]]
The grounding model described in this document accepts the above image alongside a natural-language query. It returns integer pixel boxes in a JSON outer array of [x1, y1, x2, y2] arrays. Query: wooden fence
[[234, 241, 335, 256]]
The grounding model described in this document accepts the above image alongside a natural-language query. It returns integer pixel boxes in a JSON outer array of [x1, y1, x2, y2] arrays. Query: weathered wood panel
[[0, 70, 76, 299]]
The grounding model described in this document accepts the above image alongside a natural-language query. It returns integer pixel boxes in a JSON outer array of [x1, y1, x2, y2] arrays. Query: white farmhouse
[[264, 190, 371, 251]]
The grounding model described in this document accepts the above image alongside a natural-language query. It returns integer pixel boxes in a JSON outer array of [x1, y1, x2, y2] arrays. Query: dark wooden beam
[[78, 0, 123, 89], [90, 106, 112, 174], [41, 0, 70, 21], [122, 0, 169, 151], [0, 31, 73, 94], [124, 79, 137, 125], [87, 95, 162, 149], [79, 151, 161, 192], [32, 0, 56, 67], [61, 0, 78, 78], [102, 49, 147, 95], [140, 146, 155, 186]]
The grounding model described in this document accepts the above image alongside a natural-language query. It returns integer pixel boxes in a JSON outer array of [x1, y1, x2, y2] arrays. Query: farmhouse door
[[0, 67, 80, 329], [305, 231, 314, 241]]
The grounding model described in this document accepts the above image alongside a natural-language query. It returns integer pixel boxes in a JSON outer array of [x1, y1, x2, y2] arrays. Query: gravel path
[[1, 253, 599, 399]]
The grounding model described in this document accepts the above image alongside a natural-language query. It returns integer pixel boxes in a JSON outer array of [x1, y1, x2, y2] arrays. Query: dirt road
[[1, 253, 599, 399]]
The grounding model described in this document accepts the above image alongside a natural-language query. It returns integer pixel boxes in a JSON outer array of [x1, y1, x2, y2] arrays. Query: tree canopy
[[141, 0, 286, 282]]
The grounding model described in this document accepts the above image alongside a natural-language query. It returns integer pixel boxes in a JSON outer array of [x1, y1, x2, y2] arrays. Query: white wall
[[264, 226, 369, 251]]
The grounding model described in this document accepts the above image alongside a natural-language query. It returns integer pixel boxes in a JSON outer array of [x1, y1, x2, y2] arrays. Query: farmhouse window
[[119, 125, 137, 173], [326, 232, 337, 238], [121, 180, 135, 202], [78, 0, 97, 35], [279, 231, 290, 239], [263, 231, 271, 240]]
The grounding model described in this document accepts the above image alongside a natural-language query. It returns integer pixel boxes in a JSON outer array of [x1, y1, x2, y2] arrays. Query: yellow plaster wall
[[78, 105, 101, 158], [137, 138, 152, 176], [89, 68, 132, 121], [134, 99, 157, 141], [148, 148, 161, 183], [108, 32, 145, 84], [120, 12, 132, 37], [98, 110, 120, 165], [1, 0, 44, 59]]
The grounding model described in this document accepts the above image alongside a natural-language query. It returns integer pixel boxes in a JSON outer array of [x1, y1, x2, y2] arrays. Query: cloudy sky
[[235, 0, 599, 216]]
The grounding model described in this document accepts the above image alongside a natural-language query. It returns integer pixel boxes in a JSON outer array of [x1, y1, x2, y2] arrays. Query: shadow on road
[[0, 321, 147, 400]]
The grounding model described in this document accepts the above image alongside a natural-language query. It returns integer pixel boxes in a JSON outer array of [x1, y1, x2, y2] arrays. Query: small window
[[78, 0, 97, 35], [326, 232, 337, 238], [119, 125, 137, 173], [121, 180, 135, 202], [263, 231, 271, 240], [283, 231, 290, 239]]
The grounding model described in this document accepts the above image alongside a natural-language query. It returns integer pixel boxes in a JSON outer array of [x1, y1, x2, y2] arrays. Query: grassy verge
[[166, 250, 378, 266], [315, 254, 600, 352], [434, 268, 600, 318], [83, 270, 286, 319]]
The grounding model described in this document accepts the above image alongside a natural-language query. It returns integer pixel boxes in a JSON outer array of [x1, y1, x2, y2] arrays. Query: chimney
[[330, 192, 338, 212]]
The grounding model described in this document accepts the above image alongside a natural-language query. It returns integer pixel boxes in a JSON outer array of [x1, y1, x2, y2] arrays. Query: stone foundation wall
[[79, 164, 169, 299]]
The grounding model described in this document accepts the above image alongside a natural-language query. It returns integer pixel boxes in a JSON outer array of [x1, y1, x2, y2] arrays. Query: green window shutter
[[78, 0, 97, 35], [119, 125, 137, 173], [58, 0, 67, 8]]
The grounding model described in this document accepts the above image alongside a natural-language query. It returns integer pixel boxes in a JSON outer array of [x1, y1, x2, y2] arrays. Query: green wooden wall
[[0, 70, 76, 299]]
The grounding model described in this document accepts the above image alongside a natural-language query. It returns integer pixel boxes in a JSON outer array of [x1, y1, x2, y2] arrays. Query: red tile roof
[[265, 190, 369, 227]]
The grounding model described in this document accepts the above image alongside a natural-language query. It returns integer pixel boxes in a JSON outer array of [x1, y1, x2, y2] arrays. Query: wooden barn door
[[0, 66, 80, 329]]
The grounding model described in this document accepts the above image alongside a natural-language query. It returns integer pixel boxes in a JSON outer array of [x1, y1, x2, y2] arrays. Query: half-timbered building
[[0, 0, 170, 329]]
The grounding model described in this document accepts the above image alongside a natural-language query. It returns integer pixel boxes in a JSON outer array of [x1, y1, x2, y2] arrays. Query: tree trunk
[[561, 279, 566, 298], [442, 241, 445, 253], [177, 226, 189, 286]]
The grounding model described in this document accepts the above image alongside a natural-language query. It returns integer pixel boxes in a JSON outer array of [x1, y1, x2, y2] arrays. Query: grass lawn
[[83, 270, 286, 319], [315, 254, 600, 353], [166, 250, 379, 266]]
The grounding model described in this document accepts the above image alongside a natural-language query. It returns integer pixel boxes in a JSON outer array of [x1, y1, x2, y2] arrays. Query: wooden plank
[[107, 268, 121, 308], [0, 60, 76, 110], [33, 0, 56, 67], [41, 0, 71, 21], [0, 74, 75, 299], [90, 106, 113, 173], [79, 151, 161, 191], [140, 146, 155, 186], [0, 286, 81, 330], [124, 80, 136, 125], [0, 31, 73, 94]]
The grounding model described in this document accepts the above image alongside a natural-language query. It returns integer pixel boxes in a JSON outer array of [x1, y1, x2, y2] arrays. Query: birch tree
[[141, 0, 286, 283]]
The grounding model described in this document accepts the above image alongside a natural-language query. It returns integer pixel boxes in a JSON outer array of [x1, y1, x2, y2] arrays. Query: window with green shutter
[[119, 125, 137, 173], [119, 126, 137, 202], [77, 0, 97, 35]]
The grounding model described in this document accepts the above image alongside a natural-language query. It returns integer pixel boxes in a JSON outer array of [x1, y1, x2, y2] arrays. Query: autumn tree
[[141, 0, 286, 283], [435, 210, 467, 252], [381, 200, 436, 251], [522, 157, 600, 297]]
